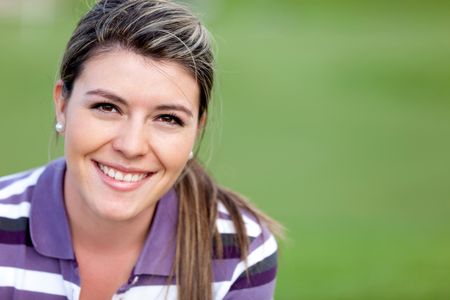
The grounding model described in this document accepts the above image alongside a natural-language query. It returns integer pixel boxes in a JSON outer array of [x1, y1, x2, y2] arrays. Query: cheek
[[63, 112, 114, 157], [150, 130, 196, 168]]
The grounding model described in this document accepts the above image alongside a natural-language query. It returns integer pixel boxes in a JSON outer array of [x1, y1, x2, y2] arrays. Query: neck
[[69, 208, 154, 254]]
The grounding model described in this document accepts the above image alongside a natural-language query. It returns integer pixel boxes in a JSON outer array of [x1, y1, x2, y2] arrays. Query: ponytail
[[173, 160, 283, 300]]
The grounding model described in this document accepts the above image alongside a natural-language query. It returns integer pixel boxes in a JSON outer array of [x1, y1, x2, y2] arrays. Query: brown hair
[[59, 1, 282, 299]]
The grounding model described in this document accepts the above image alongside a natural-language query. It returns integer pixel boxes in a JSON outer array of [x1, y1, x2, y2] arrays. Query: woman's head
[[53, 0, 214, 222], [59, 0, 214, 119]]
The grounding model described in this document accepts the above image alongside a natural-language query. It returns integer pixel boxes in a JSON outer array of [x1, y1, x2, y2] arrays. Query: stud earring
[[55, 122, 65, 133], [188, 151, 194, 160]]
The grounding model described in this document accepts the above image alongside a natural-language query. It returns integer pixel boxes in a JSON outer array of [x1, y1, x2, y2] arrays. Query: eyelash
[[91, 102, 121, 114], [156, 113, 185, 127], [91, 102, 184, 127]]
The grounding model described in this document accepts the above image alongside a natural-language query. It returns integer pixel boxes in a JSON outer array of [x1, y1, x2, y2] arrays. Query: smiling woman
[[0, 1, 281, 300], [55, 51, 200, 225]]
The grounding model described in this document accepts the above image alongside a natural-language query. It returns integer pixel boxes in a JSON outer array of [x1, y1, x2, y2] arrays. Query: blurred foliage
[[1, 0, 450, 299]]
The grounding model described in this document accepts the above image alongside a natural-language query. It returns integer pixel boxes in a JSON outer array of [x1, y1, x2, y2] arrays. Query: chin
[[89, 198, 146, 223]]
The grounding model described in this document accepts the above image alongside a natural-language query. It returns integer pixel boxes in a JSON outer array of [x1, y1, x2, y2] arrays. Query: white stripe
[[0, 202, 31, 219], [0, 266, 80, 298], [65, 280, 81, 300], [216, 218, 262, 237], [213, 234, 278, 299], [242, 215, 262, 236], [112, 285, 178, 300], [217, 202, 263, 237], [217, 202, 229, 215], [0, 170, 30, 183], [0, 167, 45, 201]]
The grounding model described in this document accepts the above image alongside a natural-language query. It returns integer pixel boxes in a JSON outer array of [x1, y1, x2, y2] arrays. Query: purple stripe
[[213, 245, 242, 259], [0, 229, 32, 247], [212, 258, 240, 281], [0, 172, 32, 188], [0, 186, 34, 205], [213, 234, 256, 259], [248, 225, 273, 253], [136, 275, 175, 285], [0, 244, 63, 274], [0, 287, 67, 300], [223, 281, 276, 300], [218, 211, 232, 220], [229, 266, 277, 291], [117, 274, 176, 293]]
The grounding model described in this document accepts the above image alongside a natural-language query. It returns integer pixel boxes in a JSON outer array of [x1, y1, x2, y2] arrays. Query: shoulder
[[0, 161, 80, 299], [214, 202, 278, 300], [0, 166, 47, 277], [216, 202, 277, 256]]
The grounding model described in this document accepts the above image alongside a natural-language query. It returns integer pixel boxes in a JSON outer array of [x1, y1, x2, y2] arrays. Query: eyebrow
[[85, 89, 194, 117], [155, 104, 193, 117], [86, 89, 126, 105]]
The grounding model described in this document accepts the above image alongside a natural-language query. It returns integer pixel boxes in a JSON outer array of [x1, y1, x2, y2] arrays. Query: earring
[[188, 151, 194, 160], [55, 122, 65, 133]]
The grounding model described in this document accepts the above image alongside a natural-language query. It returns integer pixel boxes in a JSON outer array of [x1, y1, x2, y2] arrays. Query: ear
[[53, 80, 68, 129], [196, 112, 207, 136], [196, 112, 206, 140]]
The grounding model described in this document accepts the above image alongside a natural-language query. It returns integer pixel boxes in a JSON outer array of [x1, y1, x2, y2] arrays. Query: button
[[131, 276, 139, 285]]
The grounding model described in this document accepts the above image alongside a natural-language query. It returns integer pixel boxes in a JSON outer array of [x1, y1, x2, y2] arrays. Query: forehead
[[73, 48, 200, 111]]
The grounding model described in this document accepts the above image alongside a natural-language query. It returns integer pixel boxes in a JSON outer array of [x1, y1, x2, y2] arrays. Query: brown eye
[[156, 114, 184, 126], [92, 103, 120, 114]]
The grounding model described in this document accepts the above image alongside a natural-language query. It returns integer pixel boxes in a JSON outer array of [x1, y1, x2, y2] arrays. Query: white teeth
[[114, 171, 124, 181], [98, 163, 147, 183], [124, 174, 132, 182], [107, 169, 115, 178]]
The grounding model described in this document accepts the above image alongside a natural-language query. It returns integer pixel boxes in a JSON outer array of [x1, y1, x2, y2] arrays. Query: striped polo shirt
[[0, 159, 278, 299]]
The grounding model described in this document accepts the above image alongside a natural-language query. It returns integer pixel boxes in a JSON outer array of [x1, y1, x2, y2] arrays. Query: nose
[[112, 120, 150, 159]]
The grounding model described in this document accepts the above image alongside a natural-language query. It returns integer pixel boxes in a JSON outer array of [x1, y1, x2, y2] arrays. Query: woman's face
[[54, 48, 201, 223]]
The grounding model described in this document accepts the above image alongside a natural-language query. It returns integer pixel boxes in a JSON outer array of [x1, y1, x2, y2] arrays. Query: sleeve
[[222, 226, 278, 300]]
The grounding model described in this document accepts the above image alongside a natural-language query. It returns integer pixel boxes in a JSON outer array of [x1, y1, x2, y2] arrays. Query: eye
[[156, 113, 185, 127], [91, 102, 121, 114]]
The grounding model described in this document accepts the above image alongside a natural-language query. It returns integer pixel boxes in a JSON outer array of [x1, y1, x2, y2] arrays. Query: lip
[[94, 160, 151, 174], [93, 160, 154, 192]]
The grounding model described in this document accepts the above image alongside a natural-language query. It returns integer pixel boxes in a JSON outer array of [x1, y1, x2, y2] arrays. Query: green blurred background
[[1, 0, 449, 299]]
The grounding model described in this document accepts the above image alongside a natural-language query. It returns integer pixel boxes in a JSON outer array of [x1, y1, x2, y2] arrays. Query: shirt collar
[[134, 188, 178, 276], [30, 158, 74, 260], [30, 158, 179, 277]]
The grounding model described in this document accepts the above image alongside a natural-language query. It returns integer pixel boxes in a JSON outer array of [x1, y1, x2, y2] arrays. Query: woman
[[0, 0, 281, 299]]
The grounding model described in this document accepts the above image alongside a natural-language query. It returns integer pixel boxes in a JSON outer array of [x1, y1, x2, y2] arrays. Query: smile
[[97, 162, 149, 183]]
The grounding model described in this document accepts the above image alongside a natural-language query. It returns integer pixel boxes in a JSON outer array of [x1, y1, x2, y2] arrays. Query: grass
[[1, 1, 450, 299]]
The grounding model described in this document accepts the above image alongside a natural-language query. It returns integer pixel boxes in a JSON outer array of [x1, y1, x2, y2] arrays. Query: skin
[[53, 48, 202, 299]]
